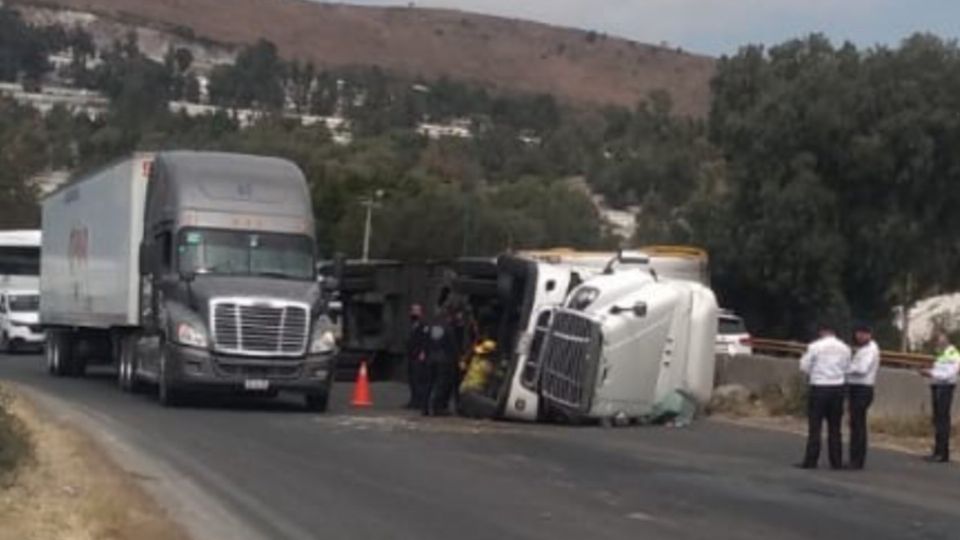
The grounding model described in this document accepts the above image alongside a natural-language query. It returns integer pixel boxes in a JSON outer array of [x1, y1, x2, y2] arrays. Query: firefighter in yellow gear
[[461, 340, 497, 394]]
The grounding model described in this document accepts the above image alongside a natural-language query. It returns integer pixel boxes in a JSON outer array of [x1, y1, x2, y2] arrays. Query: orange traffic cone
[[351, 360, 373, 408]]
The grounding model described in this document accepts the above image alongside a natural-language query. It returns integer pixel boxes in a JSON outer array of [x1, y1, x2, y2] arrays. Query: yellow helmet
[[474, 339, 497, 354]]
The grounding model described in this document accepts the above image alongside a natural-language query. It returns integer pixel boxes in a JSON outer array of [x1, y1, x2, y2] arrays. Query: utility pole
[[360, 190, 384, 262], [900, 272, 913, 352]]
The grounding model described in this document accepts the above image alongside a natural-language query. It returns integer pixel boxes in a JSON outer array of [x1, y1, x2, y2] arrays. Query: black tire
[[117, 334, 142, 393], [45, 332, 59, 375], [453, 258, 499, 279], [304, 391, 330, 412], [451, 277, 499, 297], [157, 343, 183, 407], [0, 332, 10, 354], [48, 331, 74, 377]]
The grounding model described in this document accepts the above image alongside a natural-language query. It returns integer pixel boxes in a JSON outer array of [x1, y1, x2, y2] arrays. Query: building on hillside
[[0, 82, 108, 119]]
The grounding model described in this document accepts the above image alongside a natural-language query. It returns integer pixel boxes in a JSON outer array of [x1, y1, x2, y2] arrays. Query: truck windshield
[[0, 246, 40, 277], [9, 294, 40, 312], [178, 229, 315, 280]]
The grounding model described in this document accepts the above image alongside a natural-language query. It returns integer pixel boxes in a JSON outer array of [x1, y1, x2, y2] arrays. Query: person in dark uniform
[[422, 308, 460, 416], [405, 304, 429, 410], [448, 305, 474, 411], [797, 322, 851, 470]]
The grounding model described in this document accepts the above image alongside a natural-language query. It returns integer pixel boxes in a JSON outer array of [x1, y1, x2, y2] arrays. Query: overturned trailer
[[326, 260, 450, 378], [453, 248, 718, 424]]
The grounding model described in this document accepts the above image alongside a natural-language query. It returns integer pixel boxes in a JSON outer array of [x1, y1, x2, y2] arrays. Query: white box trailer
[[41, 155, 151, 329]]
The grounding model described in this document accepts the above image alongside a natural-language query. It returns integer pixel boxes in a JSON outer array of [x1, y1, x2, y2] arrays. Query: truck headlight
[[310, 329, 337, 354], [176, 322, 208, 348]]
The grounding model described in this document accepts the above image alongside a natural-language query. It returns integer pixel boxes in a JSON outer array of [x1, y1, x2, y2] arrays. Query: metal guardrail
[[751, 338, 934, 370]]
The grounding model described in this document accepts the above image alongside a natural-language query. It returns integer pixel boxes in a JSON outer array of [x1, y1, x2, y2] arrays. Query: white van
[[0, 290, 44, 352]]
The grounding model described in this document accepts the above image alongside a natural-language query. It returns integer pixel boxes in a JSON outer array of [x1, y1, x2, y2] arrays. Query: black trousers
[[931, 385, 955, 459], [804, 385, 845, 468], [847, 385, 874, 468], [407, 359, 428, 409], [423, 361, 456, 416]]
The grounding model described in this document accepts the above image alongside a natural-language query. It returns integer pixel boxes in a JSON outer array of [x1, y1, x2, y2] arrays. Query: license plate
[[244, 379, 270, 391]]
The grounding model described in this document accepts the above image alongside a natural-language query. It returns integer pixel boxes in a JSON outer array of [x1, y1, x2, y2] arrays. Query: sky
[[313, 0, 960, 55]]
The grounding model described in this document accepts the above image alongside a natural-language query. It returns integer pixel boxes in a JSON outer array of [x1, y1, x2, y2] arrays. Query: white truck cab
[[0, 289, 45, 352], [453, 249, 718, 424]]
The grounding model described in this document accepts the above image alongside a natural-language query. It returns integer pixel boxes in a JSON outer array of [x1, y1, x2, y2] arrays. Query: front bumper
[[165, 343, 335, 394], [7, 325, 45, 345]]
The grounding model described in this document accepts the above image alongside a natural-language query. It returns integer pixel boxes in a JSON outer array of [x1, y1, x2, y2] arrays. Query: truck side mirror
[[321, 277, 340, 292]]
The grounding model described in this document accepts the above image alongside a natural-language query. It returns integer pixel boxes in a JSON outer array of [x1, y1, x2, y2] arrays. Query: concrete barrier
[[715, 354, 960, 418]]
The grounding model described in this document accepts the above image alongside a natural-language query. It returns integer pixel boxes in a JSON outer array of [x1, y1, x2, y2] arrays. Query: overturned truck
[[454, 248, 718, 424]]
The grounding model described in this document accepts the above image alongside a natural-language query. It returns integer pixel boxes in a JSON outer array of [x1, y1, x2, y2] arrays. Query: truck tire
[[45, 332, 59, 375], [157, 343, 183, 407], [47, 331, 74, 377], [304, 391, 330, 412], [0, 332, 9, 353], [117, 334, 142, 393]]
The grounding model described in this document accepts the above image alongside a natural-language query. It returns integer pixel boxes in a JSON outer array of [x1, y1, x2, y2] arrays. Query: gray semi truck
[[40, 152, 337, 409]]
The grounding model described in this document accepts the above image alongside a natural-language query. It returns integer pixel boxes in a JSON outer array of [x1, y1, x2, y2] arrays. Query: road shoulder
[[0, 383, 189, 540]]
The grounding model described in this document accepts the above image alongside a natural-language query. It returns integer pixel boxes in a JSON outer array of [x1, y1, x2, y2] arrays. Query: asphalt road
[[1, 352, 959, 540]]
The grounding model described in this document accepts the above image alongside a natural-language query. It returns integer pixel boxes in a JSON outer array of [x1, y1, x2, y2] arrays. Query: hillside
[[13, 0, 715, 115]]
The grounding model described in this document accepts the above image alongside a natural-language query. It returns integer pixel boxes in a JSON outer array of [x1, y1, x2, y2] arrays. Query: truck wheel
[[48, 331, 74, 377], [45, 332, 59, 375], [0, 332, 9, 354], [117, 334, 142, 393], [304, 391, 329, 412], [157, 345, 182, 407]]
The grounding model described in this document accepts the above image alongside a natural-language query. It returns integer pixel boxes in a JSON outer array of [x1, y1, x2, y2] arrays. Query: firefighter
[[846, 322, 880, 469], [920, 332, 960, 463], [405, 304, 429, 410], [797, 322, 852, 470], [458, 339, 497, 418]]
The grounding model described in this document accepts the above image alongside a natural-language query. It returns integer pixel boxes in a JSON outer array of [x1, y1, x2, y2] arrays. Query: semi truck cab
[[41, 152, 337, 410], [135, 153, 336, 408]]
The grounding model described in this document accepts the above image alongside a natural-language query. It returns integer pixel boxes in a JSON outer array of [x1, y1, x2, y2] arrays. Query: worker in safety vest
[[797, 322, 851, 470], [920, 332, 960, 463]]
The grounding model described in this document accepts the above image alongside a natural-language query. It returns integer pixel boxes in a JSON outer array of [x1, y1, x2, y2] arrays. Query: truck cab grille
[[211, 299, 310, 357], [538, 308, 602, 413]]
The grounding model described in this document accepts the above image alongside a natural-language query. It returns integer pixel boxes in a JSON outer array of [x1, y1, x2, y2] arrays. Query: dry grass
[[14, 0, 715, 115], [0, 386, 189, 540], [0, 390, 32, 487]]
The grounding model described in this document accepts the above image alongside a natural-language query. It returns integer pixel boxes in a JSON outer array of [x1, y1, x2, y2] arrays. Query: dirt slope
[[18, 0, 715, 115]]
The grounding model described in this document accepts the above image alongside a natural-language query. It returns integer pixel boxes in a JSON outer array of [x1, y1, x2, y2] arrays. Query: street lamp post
[[360, 190, 384, 262]]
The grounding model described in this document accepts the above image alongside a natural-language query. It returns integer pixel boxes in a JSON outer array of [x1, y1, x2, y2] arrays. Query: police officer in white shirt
[[846, 323, 880, 469], [797, 322, 852, 470]]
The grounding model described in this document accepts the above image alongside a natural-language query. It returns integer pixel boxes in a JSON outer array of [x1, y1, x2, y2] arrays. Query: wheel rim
[[46, 336, 55, 371], [118, 347, 126, 386], [158, 348, 169, 402], [51, 337, 60, 372], [122, 341, 133, 389]]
